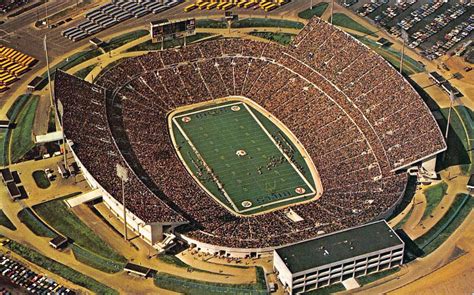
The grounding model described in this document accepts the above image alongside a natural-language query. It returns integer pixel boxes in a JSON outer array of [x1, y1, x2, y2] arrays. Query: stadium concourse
[[54, 16, 446, 257]]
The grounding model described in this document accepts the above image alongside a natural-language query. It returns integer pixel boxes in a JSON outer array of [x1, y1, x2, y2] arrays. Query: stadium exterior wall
[[178, 233, 274, 258], [68, 140, 168, 245]]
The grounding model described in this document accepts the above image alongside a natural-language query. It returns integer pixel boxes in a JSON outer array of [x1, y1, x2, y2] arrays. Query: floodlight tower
[[44, 34, 68, 169], [445, 91, 455, 140], [400, 29, 408, 75], [116, 163, 129, 241]]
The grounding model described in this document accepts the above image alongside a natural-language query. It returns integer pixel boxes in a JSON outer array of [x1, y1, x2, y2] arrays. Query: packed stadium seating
[[56, 17, 445, 249]]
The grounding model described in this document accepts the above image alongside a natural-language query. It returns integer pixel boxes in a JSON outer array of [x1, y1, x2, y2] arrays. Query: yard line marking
[[173, 116, 240, 212], [173, 101, 317, 214], [243, 103, 316, 194]]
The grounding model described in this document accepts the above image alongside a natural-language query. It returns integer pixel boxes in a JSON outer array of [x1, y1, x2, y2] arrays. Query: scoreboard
[[151, 18, 196, 42]]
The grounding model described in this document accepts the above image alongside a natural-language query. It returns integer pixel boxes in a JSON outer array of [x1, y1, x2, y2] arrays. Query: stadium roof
[[275, 220, 404, 274]]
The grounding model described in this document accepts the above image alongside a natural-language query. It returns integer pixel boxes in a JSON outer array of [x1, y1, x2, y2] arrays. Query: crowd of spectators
[[56, 18, 445, 249]]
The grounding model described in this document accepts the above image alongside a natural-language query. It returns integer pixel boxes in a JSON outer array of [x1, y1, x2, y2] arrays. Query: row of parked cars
[[408, 4, 470, 49], [62, 0, 182, 42], [397, 1, 445, 32], [0, 253, 74, 295], [421, 16, 474, 60]]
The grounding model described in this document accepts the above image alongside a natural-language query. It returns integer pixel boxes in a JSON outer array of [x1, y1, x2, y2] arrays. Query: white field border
[[172, 101, 316, 214]]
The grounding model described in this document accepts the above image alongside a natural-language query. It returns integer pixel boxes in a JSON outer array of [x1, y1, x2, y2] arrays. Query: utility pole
[[117, 164, 129, 241], [310, 0, 313, 10]]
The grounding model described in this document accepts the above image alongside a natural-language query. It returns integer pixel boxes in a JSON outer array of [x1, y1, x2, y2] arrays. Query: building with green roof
[[273, 220, 404, 294]]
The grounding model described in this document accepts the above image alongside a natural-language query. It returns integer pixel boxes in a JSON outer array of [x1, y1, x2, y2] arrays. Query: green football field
[[171, 101, 316, 215]]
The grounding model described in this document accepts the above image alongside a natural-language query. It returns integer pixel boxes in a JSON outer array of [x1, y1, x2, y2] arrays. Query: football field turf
[[171, 101, 316, 215]]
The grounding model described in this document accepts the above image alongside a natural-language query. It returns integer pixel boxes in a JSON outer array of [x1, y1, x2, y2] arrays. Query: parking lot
[[343, 0, 473, 60], [0, 252, 75, 294]]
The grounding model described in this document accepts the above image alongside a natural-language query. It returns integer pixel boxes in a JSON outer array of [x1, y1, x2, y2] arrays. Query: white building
[[273, 220, 404, 294]]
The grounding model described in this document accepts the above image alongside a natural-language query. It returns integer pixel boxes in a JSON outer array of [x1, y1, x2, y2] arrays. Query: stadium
[[54, 16, 446, 258]]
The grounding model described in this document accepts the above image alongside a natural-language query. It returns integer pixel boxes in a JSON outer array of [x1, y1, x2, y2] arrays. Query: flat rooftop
[[275, 221, 404, 274]]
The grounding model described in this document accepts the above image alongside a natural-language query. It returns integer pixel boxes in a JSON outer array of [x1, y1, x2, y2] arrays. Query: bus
[[244, 2, 256, 8], [198, 1, 209, 9], [264, 3, 277, 11], [184, 3, 197, 12], [61, 27, 77, 37], [207, 2, 218, 9], [222, 3, 233, 10]]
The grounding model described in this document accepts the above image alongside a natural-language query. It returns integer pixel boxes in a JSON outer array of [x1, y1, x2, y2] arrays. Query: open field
[[17, 208, 56, 238], [249, 32, 296, 45], [154, 267, 266, 295], [422, 182, 448, 220], [231, 18, 304, 29], [298, 2, 329, 19], [73, 64, 97, 79], [33, 199, 126, 263], [102, 30, 149, 52], [10, 96, 39, 163], [0, 210, 16, 231], [126, 33, 216, 52], [172, 101, 315, 215], [332, 13, 377, 36], [415, 194, 472, 255]]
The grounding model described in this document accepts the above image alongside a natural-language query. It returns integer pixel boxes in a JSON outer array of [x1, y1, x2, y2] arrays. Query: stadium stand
[[56, 17, 445, 253]]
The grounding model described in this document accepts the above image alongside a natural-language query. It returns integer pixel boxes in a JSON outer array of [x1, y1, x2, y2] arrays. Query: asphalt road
[[0, 0, 313, 60]]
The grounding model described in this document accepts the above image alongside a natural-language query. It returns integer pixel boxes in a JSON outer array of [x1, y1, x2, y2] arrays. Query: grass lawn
[[32, 170, 51, 189], [353, 35, 424, 75], [454, 106, 474, 174], [332, 13, 377, 36], [415, 194, 472, 255], [248, 32, 296, 45], [172, 101, 315, 215], [422, 181, 448, 220], [0, 130, 7, 166], [6, 94, 31, 120], [73, 64, 97, 79], [0, 210, 16, 231], [33, 199, 126, 263], [10, 95, 39, 163], [435, 107, 471, 172], [298, 2, 329, 19], [102, 30, 149, 52], [17, 208, 56, 238], [126, 33, 216, 52], [71, 245, 124, 273], [394, 206, 413, 230], [154, 267, 266, 295], [40, 49, 102, 83], [47, 109, 56, 133], [306, 283, 345, 294], [157, 254, 223, 275], [5, 240, 117, 295], [356, 268, 401, 286], [231, 18, 304, 29], [196, 19, 227, 28]]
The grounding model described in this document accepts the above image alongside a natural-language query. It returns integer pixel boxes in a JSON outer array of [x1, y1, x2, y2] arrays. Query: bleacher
[[0, 46, 37, 92], [62, 0, 183, 42]]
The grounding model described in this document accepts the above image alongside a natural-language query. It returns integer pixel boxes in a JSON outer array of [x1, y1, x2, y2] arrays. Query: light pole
[[400, 29, 408, 75], [330, 0, 334, 24], [445, 91, 455, 140], [116, 164, 129, 241]]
